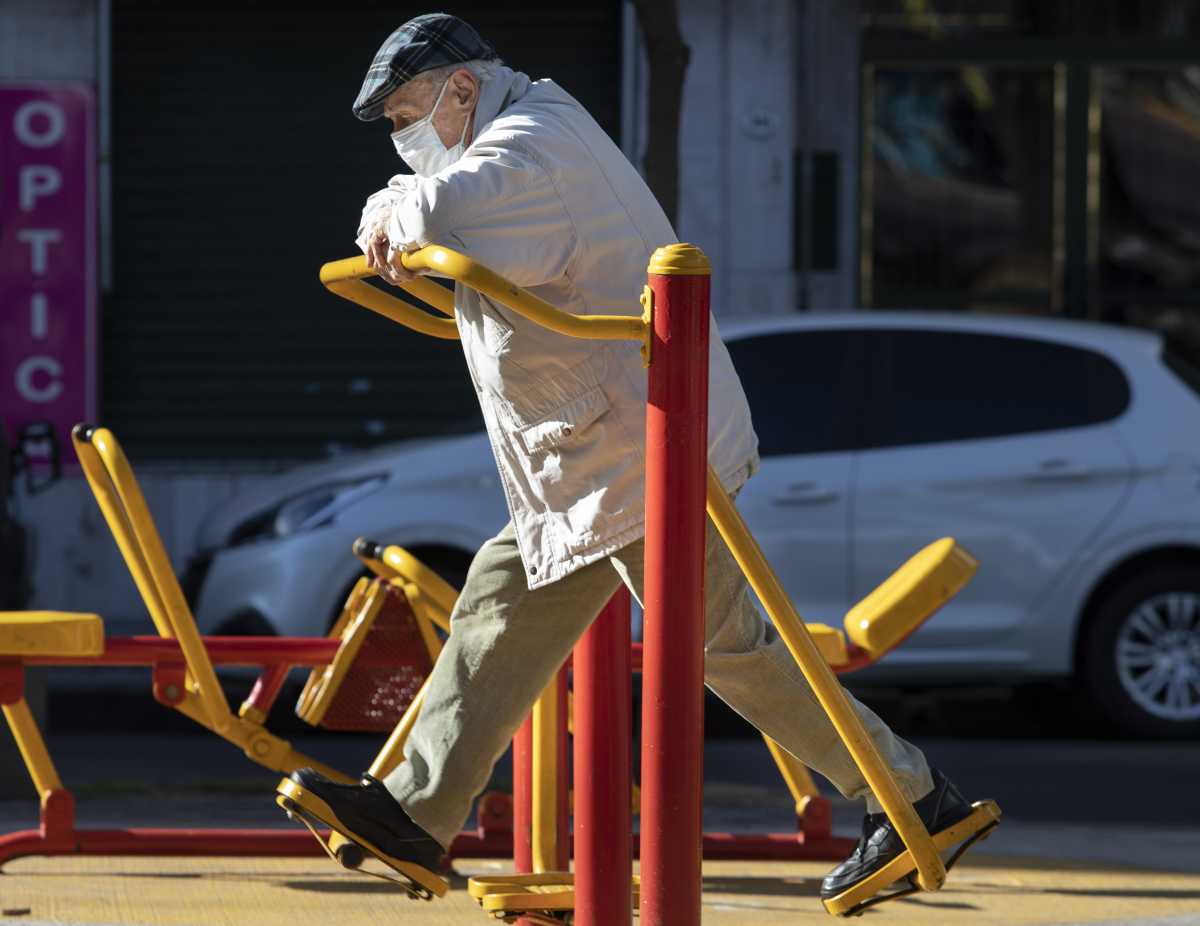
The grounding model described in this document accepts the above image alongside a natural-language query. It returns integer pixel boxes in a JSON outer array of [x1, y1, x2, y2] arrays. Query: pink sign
[[0, 83, 97, 464]]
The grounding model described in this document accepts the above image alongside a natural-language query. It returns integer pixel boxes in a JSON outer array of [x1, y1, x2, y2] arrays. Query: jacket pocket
[[517, 386, 610, 455], [512, 384, 641, 560]]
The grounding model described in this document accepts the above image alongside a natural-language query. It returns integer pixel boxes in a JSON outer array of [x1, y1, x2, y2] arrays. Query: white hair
[[417, 58, 504, 88]]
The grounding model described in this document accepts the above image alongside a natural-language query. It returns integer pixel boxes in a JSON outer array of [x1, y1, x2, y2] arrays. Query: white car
[[187, 312, 1200, 738]]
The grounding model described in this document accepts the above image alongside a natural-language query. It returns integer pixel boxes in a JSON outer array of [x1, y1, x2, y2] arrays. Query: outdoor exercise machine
[[285, 242, 1002, 923], [0, 427, 518, 869], [308, 531, 970, 877], [0, 426, 970, 886], [0, 428, 967, 882]]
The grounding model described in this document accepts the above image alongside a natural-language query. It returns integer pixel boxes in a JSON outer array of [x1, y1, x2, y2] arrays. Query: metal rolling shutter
[[109, 1, 622, 459]]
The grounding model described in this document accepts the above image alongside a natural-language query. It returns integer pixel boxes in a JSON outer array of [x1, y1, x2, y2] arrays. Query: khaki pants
[[385, 518, 933, 849]]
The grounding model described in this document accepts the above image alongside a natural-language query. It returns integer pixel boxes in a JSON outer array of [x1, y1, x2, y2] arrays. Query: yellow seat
[[843, 538, 977, 658], [295, 577, 436, 731], [0, 612, 105, 658]]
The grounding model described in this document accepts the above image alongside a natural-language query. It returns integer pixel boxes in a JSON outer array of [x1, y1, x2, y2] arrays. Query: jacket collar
[[471, 65, 533, 140]]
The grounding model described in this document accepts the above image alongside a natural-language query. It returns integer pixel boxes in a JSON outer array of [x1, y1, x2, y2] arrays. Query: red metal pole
[[513, 715, 533, 873], [512, 712, 536, 926], [555, 666, 570, 872], [640, 244, 711, 926], [28, 636, 341, 667], [574, 588, 633, 926], [242, 663, 291, 717]]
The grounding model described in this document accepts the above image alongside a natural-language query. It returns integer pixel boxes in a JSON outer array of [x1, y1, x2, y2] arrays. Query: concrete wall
[[0, 0, 95, 79], [795, 0, 861, 311], [625, 0, 861, 316], [677, 0, 798, 318]]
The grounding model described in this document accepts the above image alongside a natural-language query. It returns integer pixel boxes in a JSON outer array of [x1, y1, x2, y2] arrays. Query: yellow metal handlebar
[[319, 247, 650, 358], [320, 256, 459, 340]]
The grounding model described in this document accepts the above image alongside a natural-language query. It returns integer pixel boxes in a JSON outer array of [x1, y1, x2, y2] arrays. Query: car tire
[[1081, 566, 1200, 740], [214, 610, 277, 636], [407, 547, 472, 595]]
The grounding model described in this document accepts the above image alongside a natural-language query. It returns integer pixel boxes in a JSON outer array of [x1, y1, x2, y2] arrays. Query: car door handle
[[1024, 458, 1094, 482], [772, 482, 840, 505]]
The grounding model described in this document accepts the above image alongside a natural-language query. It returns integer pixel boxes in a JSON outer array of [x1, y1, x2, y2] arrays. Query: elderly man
[[284, 13, 987, 911]]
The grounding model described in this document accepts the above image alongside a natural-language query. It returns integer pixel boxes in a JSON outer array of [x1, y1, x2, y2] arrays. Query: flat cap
[[353, 13, 499, 122]]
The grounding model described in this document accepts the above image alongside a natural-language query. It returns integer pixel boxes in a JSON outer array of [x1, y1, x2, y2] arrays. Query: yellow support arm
[[763, 736, 821, 816], [353, 540, 458, 628], [705, 467, 947, 893], [531, 679, 562, 873], [403, 584, 446, 660], [89, 428, 232, 734], [3, 700, 64, 799], [74, 435, 177, 641]]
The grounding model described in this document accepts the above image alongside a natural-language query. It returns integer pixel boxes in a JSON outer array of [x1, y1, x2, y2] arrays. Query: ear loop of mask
[[398, 77, 474, 148], [390, 78, 451, 145]]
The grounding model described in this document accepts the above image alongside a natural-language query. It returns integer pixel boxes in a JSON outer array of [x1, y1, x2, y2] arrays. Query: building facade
[[4, 0, 1198, 621]]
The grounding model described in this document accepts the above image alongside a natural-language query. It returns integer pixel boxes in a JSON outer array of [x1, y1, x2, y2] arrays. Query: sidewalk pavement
[[3, 853, 1200, 926], [2, 733, 1199, 924]]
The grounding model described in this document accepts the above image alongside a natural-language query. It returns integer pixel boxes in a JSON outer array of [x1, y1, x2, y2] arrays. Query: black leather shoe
[[820, 768, 974, 901], [277, 768, 448, 899]]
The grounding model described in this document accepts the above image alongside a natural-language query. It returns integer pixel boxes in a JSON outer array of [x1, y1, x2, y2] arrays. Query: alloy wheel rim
[[1115, 592, 1200, 722]]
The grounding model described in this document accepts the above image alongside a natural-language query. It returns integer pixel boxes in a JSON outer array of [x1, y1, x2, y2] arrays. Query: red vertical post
[[554, 666, 570, 871], [640, 244, 711, 926], [513, 715, 533, 873], [574, 588, 633, 926], [512, 714, 535, 926]]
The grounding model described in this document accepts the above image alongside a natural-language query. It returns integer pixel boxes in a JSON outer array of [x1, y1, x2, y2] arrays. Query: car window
[[1162, 346, 1200, 399], [869, 329, 1131, 448], [725, 330, 863, 456]]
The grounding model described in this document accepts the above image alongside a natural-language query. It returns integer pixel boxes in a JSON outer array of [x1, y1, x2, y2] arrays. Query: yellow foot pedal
[[822, 800, 1001, 918], [275, 776, 448, 901], [468, 872, 639, 924]]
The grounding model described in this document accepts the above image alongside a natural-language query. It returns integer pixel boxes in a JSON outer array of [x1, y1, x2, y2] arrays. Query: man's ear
[[450, 68, 478, 108]]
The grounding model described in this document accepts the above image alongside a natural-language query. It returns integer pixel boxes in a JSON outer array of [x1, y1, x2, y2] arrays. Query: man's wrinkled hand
[[366, 230, 418, 287]]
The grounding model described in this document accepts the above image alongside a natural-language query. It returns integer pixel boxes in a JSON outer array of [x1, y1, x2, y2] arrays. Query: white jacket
[[357, 66, 758, 589]]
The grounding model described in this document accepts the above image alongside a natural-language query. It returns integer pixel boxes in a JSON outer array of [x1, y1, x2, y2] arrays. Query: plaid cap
[[353, 13, 498, 122]]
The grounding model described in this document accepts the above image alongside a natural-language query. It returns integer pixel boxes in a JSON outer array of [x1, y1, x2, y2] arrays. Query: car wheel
[[407, 547, 472, 595], [1082, 567, 1200, 739], [213, 610, 277, 636]]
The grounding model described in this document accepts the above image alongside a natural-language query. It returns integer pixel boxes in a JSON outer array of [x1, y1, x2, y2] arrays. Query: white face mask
[[390, 78, 471, 177]]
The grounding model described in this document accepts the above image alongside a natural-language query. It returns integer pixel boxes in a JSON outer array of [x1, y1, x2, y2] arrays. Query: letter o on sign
[[15, 356, 64, 403], [14, 101, 66, 148]]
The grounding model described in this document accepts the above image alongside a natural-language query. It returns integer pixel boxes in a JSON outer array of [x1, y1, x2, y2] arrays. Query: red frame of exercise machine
[[3, 248, 856, 926], [3, 629, 853, 875]]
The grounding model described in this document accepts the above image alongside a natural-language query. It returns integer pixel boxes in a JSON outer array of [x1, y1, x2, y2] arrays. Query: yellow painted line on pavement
[[2, 855, 1199, 925]]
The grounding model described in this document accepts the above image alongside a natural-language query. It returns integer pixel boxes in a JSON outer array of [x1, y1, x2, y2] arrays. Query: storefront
[[106, 1, 623, 461], [858, 1, 1200, 331]]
